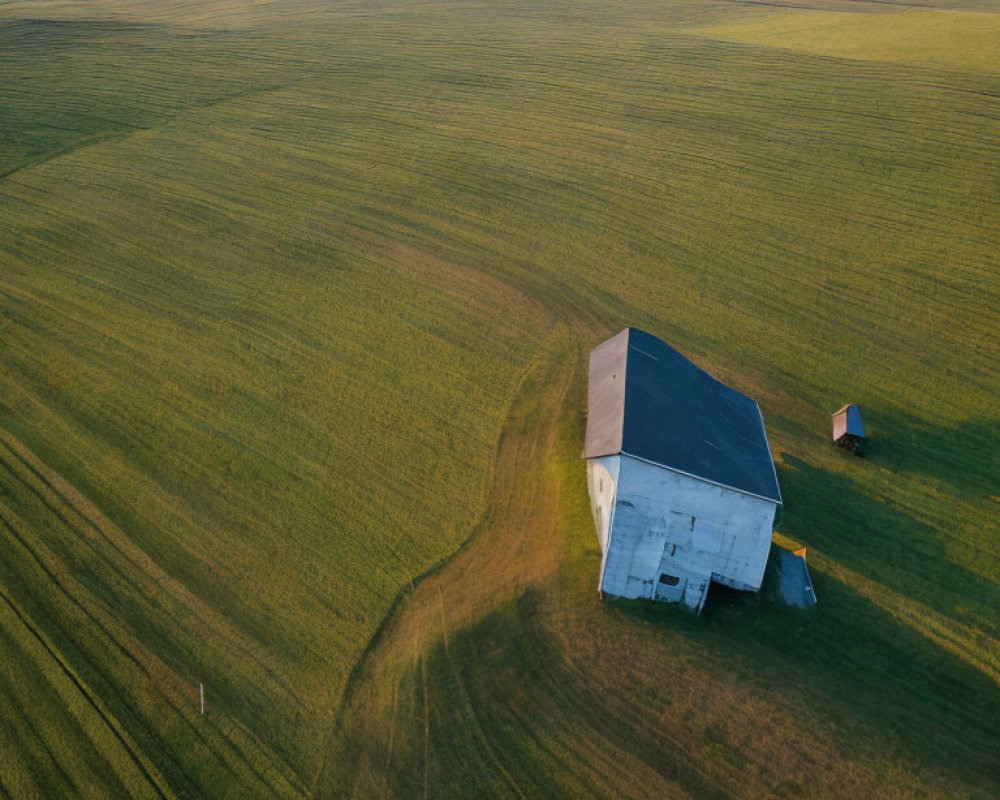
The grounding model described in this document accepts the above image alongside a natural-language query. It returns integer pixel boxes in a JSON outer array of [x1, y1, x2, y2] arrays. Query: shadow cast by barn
[[774, 454, 1000, 631]]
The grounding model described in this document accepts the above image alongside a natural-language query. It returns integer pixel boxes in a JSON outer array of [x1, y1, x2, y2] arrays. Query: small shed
[[583, 328, 782, 614], [832, 404, 865, 453]]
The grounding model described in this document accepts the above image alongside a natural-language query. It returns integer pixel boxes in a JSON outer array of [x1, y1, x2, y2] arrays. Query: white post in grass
[[200, 683, 205, 716]]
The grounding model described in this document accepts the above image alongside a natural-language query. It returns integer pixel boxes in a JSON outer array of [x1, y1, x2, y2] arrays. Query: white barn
[[584, 328, 782, 614]]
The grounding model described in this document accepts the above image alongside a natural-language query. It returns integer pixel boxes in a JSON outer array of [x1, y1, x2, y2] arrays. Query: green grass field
[[1, 0, 997, 797]]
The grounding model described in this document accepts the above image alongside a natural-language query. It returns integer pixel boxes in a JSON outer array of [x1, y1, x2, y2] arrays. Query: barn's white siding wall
[[586, 456, 620, 558], [596, 455, 777, 613]]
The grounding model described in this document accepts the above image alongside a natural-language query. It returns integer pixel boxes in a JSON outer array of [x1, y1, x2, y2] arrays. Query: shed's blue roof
[[584, 328, 781, 504]]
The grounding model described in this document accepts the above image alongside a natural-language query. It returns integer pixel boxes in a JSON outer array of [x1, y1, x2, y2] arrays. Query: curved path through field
[[319, 305, 955, 800]]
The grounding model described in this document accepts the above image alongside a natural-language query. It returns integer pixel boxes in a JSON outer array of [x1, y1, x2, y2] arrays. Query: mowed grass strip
[[0, 586, 165, 800], [0, 240, 553, 792], [1, 29, 556, 786], [1, 0, 998, 796], [0, 425, 314, 796]]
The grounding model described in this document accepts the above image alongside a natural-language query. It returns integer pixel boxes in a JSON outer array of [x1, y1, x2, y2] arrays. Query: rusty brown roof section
[[582, 329, 629, 459]]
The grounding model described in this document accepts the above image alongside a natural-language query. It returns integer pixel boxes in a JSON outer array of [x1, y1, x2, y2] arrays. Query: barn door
[[626, 521, 668, 599], [653, 542, 685, 603], [653, 514, 688, 603]]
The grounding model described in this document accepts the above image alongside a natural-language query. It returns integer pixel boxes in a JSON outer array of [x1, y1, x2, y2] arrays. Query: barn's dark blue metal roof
[[584, 328, 781, 504]]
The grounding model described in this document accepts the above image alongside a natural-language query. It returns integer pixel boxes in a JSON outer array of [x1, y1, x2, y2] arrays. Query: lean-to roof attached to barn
[[584, 328, 782, 504]]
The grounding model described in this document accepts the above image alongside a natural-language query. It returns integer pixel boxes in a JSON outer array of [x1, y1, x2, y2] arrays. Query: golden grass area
[[1, 0, 998, 796], [699, 9, 1000, 75]]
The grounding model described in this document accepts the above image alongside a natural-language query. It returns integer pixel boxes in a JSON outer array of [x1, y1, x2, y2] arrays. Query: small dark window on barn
[[659, 573, 680, 587]]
